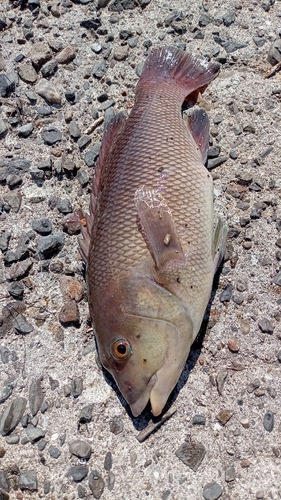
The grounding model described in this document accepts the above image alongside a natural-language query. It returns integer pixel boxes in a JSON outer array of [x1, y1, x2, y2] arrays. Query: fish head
[[94, 273, 194, 417]]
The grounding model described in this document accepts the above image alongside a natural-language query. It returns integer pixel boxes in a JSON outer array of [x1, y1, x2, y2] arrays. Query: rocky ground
[[0, 0, 281, 499]]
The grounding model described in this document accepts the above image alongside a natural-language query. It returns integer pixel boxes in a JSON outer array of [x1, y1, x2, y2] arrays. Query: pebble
[[104, 451, 113, 470], [49, 445, 61, 458], [203, 482, 223, 500], [37, 232, 65, 258], [29, 379, 44, 416], [25, 426, 45, 443], [59, 276, 84, 302], [77, 135, 91, 150], [258, 318, 274, 334], [107, 470, 115, 491], [240, 417, 250, 429], [207, 156, 228, 170], [41, 127, 62, 145], [0, 470, 9, 494], [247, 379, 260, 393], [114, 45, 129, 61], [14, 314, 34, 335], [175, 441, 206, 472], [217, 409, 233, 426], [216, 370, 228, 395], [69, 121, 81, 139], [0, 384, 14, 404], [222, 11, 235, 27], [18, 471, 38, 491], [71, 376, 83, 398], [0, 397, 27, 436], [0, 231, 11, 252], [192, 415, 206, 425], [272, 273, 281, 286], [32, 218, 52, 235], [267, 39, 281, 65], [31, 169, 45, 187], [4, 192, 22, 213], [35, 79, 61, 104], [263, 411, 274, 432], [18, 63, 37, 83], [79, 404, 94, 423], [0, 118, 8, 136], [69, 439, 92, 459], [84, 141, 101, 167], [89, 470, 105, 499], [0, 72, 16, 97], [69, 465, 89, 482], [59, 300, 80, 324], [220, 284, 233, 302], [228, 338, 240, 352], [57, 198, 72, 214], [56, 46, 76, 64], [92, 59, 107, 79], [109, 416, 124, 434], [7, 282, 24, 299], [225, 464, 235, 482], [63, 213, 81, 235], [6, 433, 20, 444], [41, 59, 58, 78], [77, 168, 89, 186]]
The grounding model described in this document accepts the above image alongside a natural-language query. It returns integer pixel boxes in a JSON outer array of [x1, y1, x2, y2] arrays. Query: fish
[[79, 46, 227, 417]]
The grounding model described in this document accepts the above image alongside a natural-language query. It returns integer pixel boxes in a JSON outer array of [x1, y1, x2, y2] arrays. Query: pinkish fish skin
[[79, 46, 227, 417]]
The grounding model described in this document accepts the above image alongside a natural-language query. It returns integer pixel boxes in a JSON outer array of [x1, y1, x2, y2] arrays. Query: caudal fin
[[138, 46, 220, 97]]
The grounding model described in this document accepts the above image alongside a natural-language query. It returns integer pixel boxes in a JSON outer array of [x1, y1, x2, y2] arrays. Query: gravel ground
[[0, 0, 281, 499]]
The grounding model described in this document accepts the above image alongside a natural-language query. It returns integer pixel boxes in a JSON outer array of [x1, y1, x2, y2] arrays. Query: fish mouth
[[129, 372, 170, 418]]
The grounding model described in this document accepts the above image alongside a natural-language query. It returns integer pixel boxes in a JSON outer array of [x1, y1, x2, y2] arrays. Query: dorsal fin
[[78, 111, 127, 264]]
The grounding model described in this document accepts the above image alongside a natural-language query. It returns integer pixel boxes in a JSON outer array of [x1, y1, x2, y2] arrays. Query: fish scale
[[81, 47, 227, 417], [89, 86, 213, 293]]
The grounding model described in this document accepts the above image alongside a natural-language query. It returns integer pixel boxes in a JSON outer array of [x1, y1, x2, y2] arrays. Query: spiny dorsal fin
[[78, 111, 127, 264]]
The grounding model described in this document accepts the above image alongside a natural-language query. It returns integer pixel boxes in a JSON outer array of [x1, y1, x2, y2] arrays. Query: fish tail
[[138, 46, 220, 97]]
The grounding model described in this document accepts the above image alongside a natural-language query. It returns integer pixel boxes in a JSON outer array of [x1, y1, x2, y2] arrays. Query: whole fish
[[79, 46, 227, 417]]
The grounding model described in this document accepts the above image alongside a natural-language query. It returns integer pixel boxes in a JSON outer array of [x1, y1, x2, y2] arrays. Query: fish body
[[79, 47, 227, 417]]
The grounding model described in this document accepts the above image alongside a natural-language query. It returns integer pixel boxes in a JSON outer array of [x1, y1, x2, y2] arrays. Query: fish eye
[[112, 338, 132, 360]]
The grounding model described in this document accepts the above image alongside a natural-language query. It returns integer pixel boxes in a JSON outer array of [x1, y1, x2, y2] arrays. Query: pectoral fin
[[135, 187, 185, 271], [213, 216, 228, 273]]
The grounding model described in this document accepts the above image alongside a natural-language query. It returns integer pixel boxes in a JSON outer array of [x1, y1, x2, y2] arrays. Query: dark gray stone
[[203, 482, 223, 500], [222, 11, 235, 27], [225, 464, 235, 482], [192, 414, 206, 425], [0, 384, 13, 404], [263, 411, 274, 432], [35, 106, 52, 116], [69, 439, 92, 459], [30, 169, 45, 187], [7, 282, 24, 299], [0, 470, 10, 493], [69, 121, 81, 139], [213, 36, 247, 53], [57, 199, 72, 214], [79, 404, 94, 423], [92, 59, 107, 79], [37, 438, 47, 451], [258, 318, 274, 334], [77, 135, 91, 150], [77, 169, 89, 186], [29, 379, 44, 416], [18, 471, 38, 491], [41, 128, 62, 145], [17, 123, 34, 138], [104, 451, 112, 470], [3, 192, 22, 213], [49, 445, 61, 459], [14, 314, 34, 335], [71, 377, 83, 397], [253, 36, 266, 47], [220, 284, 233, 302], [80, 18, 102, 30], [272, 273, 281, 286], [267, 39, 281, 65], [84, 142, 101, 167], [41, 59, 58, 78], [0, 118, 8, 137], [0, 347, 10, 364], [32, 218, 52, 235], [0, 73, 16, 97], [0, 231, 11, 253], [0, 397, 27, 436], [207, 157, 228, 170], [198, 13, 212, 27], [69, 465, 89, 482], [25, 426, 45, 443], [37, 232, 65, 258]]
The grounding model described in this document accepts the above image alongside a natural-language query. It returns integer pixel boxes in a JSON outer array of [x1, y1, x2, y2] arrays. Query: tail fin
[[138, 46, 220, 96]]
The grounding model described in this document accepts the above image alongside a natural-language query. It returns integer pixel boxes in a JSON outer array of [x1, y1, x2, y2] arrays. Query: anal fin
[[213, 216, 228, 273], [183, 107, 210, 164], [135, 188, 185, 271]]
